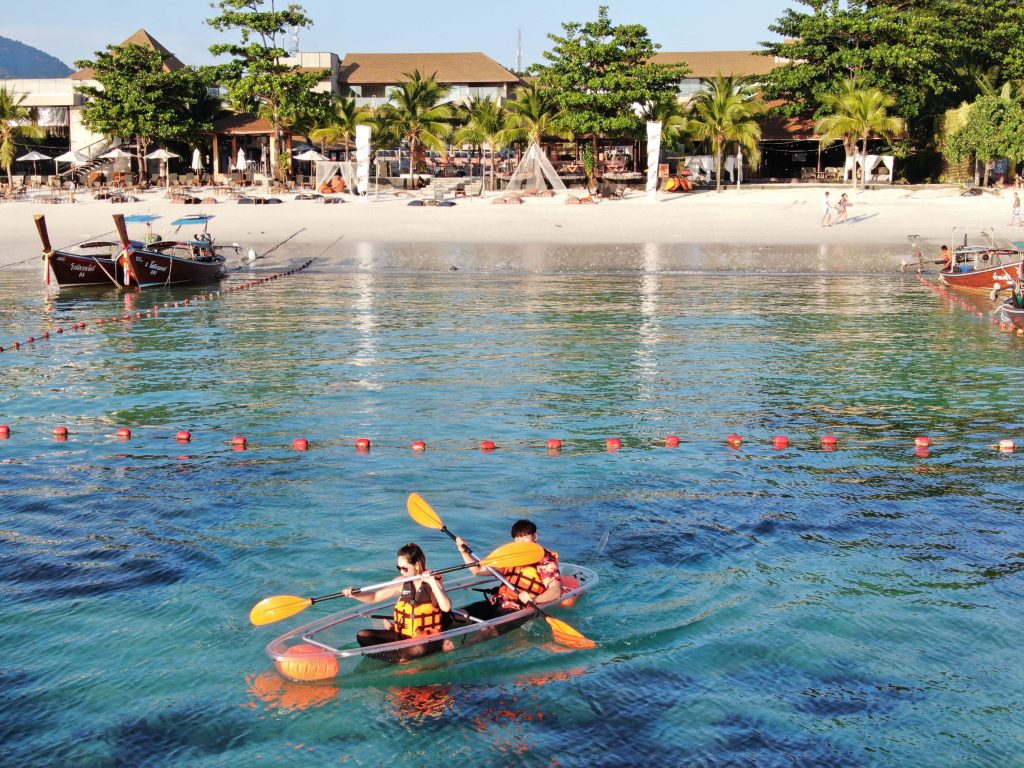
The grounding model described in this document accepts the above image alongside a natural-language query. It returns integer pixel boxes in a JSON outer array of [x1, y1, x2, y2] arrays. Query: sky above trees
[[7, 1, 796, 72]]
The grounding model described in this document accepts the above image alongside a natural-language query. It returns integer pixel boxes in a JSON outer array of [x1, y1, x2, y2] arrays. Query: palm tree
[[375, 70, 453, 181], [816, 79, 906, 189], [499, 83, 573, 184], [0, 86, 46, 189], [453, 96, 507, 191], [688, 74, 764, 192], [309, 95, 371, 156]]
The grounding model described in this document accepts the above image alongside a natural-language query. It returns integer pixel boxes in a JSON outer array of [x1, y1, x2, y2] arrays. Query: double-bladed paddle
[[406, 492, 595, 649], [249, 540, 543, 626]]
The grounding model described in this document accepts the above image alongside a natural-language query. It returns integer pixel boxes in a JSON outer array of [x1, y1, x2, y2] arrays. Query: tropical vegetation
[[374, 70, 453, 176], [688, 74, 764, 192], [0, 86, 45, 187]]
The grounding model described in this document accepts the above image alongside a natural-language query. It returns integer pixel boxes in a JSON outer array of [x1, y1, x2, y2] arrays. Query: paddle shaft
[[310, 559, 482, 606], [439, 525, 557, 621]]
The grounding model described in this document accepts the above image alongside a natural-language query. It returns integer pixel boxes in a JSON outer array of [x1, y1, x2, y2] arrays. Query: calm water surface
[[1, 245, 1022, 766]]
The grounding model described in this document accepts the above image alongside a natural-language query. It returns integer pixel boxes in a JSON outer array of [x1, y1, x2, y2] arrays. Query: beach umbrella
[[145, 148, 181, 189], [236, 147, 247, 172], [16, 150, 50, 177], [294, 148, 327, 177], [53, 150, 89, 182], [99, 147, 134, 180], [191, 148, 203, 173]]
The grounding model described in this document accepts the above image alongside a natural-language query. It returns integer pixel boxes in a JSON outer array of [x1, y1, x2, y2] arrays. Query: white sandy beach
[[0, 183, 1017, 274]]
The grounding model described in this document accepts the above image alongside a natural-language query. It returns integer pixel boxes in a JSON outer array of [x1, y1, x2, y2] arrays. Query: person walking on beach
[[836, 193, 851, 225], [821, 191, 832, 227], [1011, 192, 1022, 226]]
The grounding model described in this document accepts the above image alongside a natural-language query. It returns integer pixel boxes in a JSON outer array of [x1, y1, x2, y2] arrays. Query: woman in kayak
[[341, 543, 454, 659], [454, 520, 562, 629]]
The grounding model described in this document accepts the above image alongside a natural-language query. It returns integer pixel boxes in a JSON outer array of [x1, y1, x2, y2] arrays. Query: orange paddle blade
[[407, 493, 443, 529], [249, 595, 314, 626], [545, 616, 596, 649], [480, 540, 544, 568]]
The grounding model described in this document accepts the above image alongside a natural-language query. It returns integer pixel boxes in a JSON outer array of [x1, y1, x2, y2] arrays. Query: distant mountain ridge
[[0, 36, 72, 78]]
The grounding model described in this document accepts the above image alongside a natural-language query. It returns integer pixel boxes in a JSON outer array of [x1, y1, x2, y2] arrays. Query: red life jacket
[[393, 580, 444, 638]]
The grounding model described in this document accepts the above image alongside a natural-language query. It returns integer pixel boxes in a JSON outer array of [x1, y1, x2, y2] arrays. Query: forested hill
[[0, 36, 72, 78]]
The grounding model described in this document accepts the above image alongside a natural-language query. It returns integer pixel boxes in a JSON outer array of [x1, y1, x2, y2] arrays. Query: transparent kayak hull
[[265, 563, 598, 681]]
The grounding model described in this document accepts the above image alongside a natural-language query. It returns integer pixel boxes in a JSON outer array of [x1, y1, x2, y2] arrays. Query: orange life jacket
[[393, 580, 444, 638], [497, 548, 559, 606]]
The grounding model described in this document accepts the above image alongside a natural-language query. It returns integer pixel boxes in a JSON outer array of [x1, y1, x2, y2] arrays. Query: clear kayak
[[265, 563, 598, 681]]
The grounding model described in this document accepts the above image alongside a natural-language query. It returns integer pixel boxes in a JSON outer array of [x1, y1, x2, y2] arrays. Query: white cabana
[[844, 152, 896, 184], [314, 160, 357, 193], [684, 155, 715, 181]]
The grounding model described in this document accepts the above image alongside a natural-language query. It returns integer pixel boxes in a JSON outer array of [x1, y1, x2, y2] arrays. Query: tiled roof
[[651, 50, 780, 79], [339, 53, 520, 85], [72, 29, 184, 80]]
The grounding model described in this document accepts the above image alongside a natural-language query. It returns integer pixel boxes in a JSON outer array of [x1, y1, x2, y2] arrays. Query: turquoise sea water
[[1, 246, 1022, 766]]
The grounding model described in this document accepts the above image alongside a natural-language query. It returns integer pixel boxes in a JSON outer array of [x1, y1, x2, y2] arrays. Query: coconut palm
[[499, 83, 572, 148], [453, 96, 507, 191], [688, 73, 764, 192], [816, 79, 906, 189], [308, 95, 371, 156], [0, 86, 46, 188], [375, 70, 453, 178]]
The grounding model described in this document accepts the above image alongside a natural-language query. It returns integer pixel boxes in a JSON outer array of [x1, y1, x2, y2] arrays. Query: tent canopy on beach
[[505, 142, 566, 194]]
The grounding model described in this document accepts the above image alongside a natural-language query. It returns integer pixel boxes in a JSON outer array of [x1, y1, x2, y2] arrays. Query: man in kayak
[[454, 520, 562, 629], [341, 543, 454, 659]]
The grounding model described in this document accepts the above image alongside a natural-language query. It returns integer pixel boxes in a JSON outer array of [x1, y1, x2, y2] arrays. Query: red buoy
[[56, 327, 63, 334], [821, 435, 838, 446], [176, 431, 192, 442], [231, 435, 247, 446], [547, 438, 563, 450], [355, 438, 371, 451], [411, 440, 427, 452], [12, 342, 20, 350], [0, 425, 10, 437], [481, 440, 496, 451], [773, 435, 790, 449], [53, 426, 68, 436], [606, 437, 622, 450], [999, 439, 1015, 452], [665, 435, 680, 447], [727, 434, 742, 446], [914, 436, 931, 448], [116, 427, 132, 439], [293, 438, 309, 451], [27, 336, 34, 343]]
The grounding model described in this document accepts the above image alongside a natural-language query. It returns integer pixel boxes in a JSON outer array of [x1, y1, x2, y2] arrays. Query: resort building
[[337, 52, 521, 107]]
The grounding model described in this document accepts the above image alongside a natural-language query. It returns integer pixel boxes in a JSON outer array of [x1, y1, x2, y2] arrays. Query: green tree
[[0, 86, 45, 188], [308, 95, 371, 155], [688, 74, 764, 192], [375, 70, 453, 178], [453, 96, 508, 191], [534, 6, 686, 162], [499, 83, 571, 147], [816, 81, 906, 190], [75, 44, 217, 177], [946, 96, 1024, 186], [207, 0, 326, 180]]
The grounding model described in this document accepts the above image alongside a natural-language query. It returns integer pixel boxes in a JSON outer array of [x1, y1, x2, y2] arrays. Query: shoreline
[[0, 184, 1016, 274]]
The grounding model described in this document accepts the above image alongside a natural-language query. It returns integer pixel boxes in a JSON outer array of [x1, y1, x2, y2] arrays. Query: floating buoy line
[[0, 258, 317, 355], [0, 427, 1017, 454], [917, 274, 1024, 336]]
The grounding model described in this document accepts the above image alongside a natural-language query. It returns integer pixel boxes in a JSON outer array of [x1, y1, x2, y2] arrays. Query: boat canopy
[[123, 214, 161, 224], [171, 215, 214, 226]]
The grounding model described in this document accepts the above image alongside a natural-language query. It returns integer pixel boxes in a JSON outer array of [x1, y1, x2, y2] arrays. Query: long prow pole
[[34, 214, 52, 286]]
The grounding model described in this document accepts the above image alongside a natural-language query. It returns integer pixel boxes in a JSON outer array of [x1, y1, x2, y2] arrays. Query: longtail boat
[[937, 227, 1022, 293], [36, 213, 237, 289]]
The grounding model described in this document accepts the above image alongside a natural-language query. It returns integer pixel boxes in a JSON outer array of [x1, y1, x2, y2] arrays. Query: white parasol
[[17, 150, 50, 177], [235, 147, 247, 172], [145, 148, 181, 189], [294, 148, 327, 178], [53, 150, 89, 183], [191, 148, 203, 172]]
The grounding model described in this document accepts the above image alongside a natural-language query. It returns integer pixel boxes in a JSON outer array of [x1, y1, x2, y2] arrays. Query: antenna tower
[[515, 29, 522, 72], [290, 26, 300, 55]]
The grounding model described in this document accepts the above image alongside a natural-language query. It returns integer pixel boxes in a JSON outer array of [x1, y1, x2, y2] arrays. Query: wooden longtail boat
[[36, 213, 237, 290], [937, 227, 1023, 293]]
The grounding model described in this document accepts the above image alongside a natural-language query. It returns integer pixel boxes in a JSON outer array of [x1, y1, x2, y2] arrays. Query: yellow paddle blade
[[480, 540, 544, 568], [545, 616, 596, 649], [407, 492, 443, 529], [249, 595, 314, 626]]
